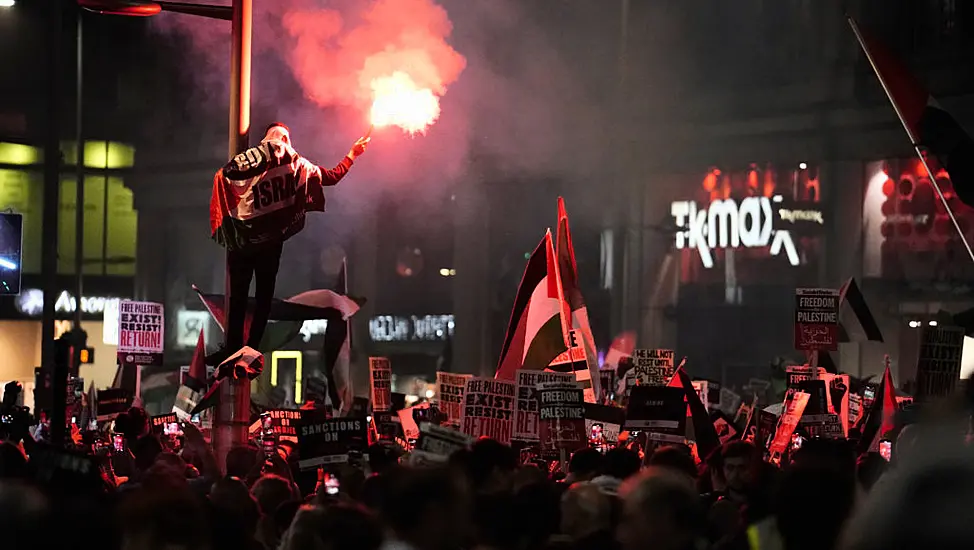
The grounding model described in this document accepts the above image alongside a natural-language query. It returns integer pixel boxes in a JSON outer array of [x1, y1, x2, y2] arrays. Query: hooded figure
[[207, 123, 370, 364]]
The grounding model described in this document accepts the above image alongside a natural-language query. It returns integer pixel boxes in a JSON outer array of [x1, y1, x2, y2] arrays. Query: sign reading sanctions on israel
[[794, 288, 839, 351]]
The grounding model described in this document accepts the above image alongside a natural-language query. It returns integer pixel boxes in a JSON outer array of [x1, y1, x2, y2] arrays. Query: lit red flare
[[369, 72, 440, 135]]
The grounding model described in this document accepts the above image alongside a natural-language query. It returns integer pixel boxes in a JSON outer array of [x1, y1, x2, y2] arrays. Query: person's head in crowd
[[791, 438, 856, 475], [463, 438, 518, 494], [141, 461, 189, 492], [511, 463, 547, 493], [279, 503, 383, 550], [367, 442, 399, 475], [252, 474, 297, 516], [513, 480, 562, 549], [0, 481, 53, 549], [0, 441, 29, 479], [720, 441, 760, 496], [382, 466, 469, 550], [210, 476, 261, 538], [225, 444, 260, 480], [776, 463, 857, 550], [856, 453, 888, 492], [593, 447, 641, 496], [117, 486, 210, 550], [567, 447, 604, 484], [471, 491, 519, 549], [154, 451, 187, 472], [648, 445, 698, 481], [131, 434, 164, 473], [617, 467, 705, 550], [561, 481, 614, 542]]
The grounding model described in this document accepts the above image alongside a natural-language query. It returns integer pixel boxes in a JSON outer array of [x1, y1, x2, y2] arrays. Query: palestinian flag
[[553, 197, 602, 402], [849, 17, 974, 207], [185, 329, 209, 392], [322, 259, 354, 415], [856, 363, 897, 455], [193, 285, 362, 353], [815, 277, 885, 373], [495, 230, 569, 380], [670, 366, 722, 461]]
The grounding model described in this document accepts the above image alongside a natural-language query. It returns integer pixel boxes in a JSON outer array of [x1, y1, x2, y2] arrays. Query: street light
[[78, 0, 251, 469], [0, 1, 16, 8]]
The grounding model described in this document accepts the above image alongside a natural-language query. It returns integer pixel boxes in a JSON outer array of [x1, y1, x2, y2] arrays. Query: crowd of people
[[3, 391, 974, 550]]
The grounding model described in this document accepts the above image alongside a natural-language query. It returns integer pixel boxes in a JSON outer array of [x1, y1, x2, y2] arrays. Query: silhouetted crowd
[[4, 397, 974, 550]]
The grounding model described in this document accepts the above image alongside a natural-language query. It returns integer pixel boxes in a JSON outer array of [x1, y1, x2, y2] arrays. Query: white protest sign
[[514, 369, 575, 441], [117, 300, 164, 366], [628, 348, 675, 391], [436, 371, 470, 428], [459, 377, 515, 445]]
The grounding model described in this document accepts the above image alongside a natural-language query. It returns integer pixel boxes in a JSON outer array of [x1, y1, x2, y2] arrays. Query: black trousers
[[225, 240, 284, 353]]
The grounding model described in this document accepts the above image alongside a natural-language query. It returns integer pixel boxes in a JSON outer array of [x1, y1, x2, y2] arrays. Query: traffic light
[[79, 347, 94, 364]]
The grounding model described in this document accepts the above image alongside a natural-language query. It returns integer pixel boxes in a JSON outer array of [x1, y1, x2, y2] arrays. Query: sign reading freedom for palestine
[[794, 288, 839, 351]]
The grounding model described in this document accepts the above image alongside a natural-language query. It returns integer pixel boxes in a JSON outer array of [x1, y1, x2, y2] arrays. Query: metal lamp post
[[77, 0, 252, 468]]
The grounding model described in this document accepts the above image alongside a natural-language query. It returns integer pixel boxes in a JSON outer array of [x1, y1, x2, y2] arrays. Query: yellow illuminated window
[[271, 350, 303, 404]]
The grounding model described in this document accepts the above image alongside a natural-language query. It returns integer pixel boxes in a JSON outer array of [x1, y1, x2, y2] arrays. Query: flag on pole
[[186, 329, 208, 392], [838, 277, 884, 343], [496, 230, 569, 380], [555, 197, 602, 402], [856, 363, 898, 455], [669, 366, 722, 461], [848, 17, 974, 208]]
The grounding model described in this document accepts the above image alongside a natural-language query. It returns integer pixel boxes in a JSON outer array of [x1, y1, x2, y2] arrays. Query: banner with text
[[769, 391, 810, 460], [537, 381, 587, 453], [248, 409, 303, 443], [412, 422, 475, 465], [369, 357, 392, 412], [296, 410, 367, 469], [436, 372, 470, 428], [916, 326, 964, 400], [628, 349, 675, 391], [795, 288, 839, 351], [460, 377, 515, 445], [514, 370, 575, 441], [624, 385, 686, 443], [117, 300, 164, 366]]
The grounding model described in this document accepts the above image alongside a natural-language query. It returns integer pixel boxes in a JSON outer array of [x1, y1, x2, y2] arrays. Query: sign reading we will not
[[117, 300, 164, 366], [629, 349, 675, 389]]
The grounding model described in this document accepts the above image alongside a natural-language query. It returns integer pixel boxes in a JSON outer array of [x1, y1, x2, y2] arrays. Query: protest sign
[[786, 365, 826, 390], [172, 385, 202, 421], [548, 329, 596, 403], [514, 370, 575, 441], [915, 325, 964, 400], [822, 373, 850, 436], [412, 422, 474, 464], [397, 402, 428, 440], [150, 413, 178, 434], [629, 349, 675, 390], [717, 387, 742, 416], [436, 372, 470, 428], [117, 300, 164, 366], [794, 288, 839, 351], [371, 411, 402, 440], [802, 413, 844, 439], [849, 393, 862, 429], [96, 388, 132, 421], [584, 403, 625, 444], [710, 410, 739, 444], [66, 377, 84, 423], [692, 380, 721, 411], [624, 385, 686, 442], [296, 410, 367, 469], [768, 391, 810, 460], [460, 377, 515, 444], [248, 409, 302, 443], [743, 409, 779, 449], [537, 381, 587, 453], [369, 357, 392, 412]]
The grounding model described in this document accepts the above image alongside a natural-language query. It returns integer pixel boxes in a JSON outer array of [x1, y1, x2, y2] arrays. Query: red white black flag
[[849, 17, 974, 207]]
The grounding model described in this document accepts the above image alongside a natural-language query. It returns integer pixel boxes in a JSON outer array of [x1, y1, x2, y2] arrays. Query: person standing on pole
[[207, 123, 370, 365]]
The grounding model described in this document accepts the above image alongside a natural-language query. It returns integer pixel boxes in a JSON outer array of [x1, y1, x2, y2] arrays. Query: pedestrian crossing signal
[[79, 347, 94, 364]]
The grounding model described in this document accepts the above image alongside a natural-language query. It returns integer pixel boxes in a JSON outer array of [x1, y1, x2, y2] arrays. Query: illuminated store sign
[[670, 195, 800, 268], [15, 288, 120, 317], [369, 315, 455, 342]]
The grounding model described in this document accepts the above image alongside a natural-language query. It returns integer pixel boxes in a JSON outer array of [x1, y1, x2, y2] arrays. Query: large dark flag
[[669, 366, 722, 461], [554, 197, 602, 402], [495, 230, 569, 380], [849, 17, 974, 207]]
